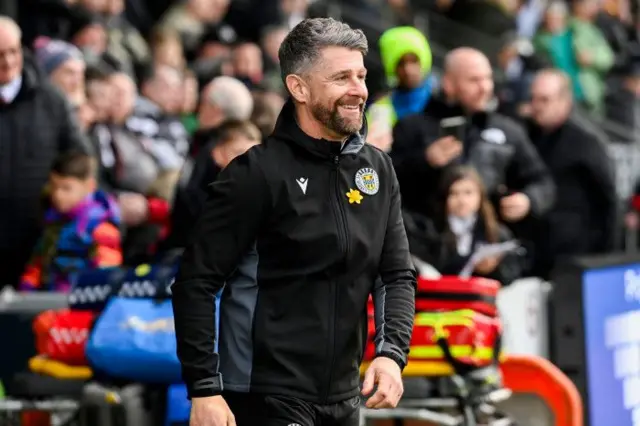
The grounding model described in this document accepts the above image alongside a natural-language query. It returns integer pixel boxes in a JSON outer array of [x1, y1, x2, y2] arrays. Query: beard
[[310, 97, 364, 137]]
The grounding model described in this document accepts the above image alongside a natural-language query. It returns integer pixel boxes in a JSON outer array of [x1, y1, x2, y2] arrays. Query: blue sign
[[583, 265, 640, 426]]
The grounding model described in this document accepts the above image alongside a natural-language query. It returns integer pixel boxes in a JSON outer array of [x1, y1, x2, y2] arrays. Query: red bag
[[33, 309, 96, 366], [416, 275, 499, 317], [409, 310, 501, 368]]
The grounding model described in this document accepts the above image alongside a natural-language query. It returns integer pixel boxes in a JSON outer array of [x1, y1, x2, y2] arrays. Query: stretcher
[[358, 354, 583, 426]]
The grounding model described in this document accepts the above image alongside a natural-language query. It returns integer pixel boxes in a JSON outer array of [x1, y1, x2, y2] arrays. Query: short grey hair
[[0, 15, 22, 40], [206, 76, 254, 121], [278, 17, 368, 82]]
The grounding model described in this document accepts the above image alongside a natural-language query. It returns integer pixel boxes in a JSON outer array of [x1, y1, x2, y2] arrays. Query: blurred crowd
[[0, 0, 636, 292]]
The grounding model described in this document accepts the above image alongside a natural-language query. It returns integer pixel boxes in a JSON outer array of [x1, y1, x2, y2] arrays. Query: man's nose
[[348, 80, 368, 99]]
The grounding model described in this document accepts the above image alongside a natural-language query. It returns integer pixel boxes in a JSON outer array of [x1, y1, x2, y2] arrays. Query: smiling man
[[172, 17, 416, 426]]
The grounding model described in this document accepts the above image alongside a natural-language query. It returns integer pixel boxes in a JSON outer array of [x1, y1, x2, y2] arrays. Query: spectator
[[251, 90, 286, 139], [595, 0, 635, 75], [367, 26, 433, 152], [135, 64, 190, 201], [149, 27, 186, 71], [192, 75, 254, 155], [495, 33, 546, 120], [33, 37, 87, 107], [157, 0, 230, 60], [605, 58, 640, 141], [167, 119, 261, 249], [96, 71, 171, 264], [404, 165, 522, 285], [525, 69, 617, 277], [232, 42, 264, 88], [533, 2, 586, 104], [391, 48, 555, 229], [571, 0, 615, 115], [0, 16, 89, 288], [102, 0, 151, 80], [19, 151, 122, 292], [69, 9, 110, 69]]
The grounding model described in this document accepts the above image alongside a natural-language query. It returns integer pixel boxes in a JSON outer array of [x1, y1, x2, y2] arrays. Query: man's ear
[[285, 74, 309, 104], [441, 74, 454, 100]]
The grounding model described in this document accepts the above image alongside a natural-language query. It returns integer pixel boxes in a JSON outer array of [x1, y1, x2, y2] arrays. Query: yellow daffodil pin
[[346, 189, 363, 204]]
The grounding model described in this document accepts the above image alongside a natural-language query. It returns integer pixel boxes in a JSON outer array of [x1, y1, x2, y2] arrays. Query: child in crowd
[[20, 152, 122, 292], [403, 165, 522, 285]]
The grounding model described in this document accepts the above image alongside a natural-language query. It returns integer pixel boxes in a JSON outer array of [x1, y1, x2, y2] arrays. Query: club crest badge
[[354, 168, 379, 195]]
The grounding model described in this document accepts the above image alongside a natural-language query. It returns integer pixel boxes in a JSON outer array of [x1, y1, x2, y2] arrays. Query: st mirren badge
[[354, 168, 379, 195]]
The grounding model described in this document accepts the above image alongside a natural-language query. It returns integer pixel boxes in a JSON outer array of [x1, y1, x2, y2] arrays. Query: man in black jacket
[[173, 18, 416, 426], [392, 47, 555, 226], [526, 69, 617, 277], [0, 16, 89, 288]]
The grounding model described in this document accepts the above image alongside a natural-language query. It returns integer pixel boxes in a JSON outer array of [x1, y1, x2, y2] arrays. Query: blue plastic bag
[[166, 384, 190, 426], [86, 297, 181, 383]]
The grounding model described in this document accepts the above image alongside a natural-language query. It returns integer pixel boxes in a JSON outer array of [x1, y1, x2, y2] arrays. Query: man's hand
[[425, 136, 463, 167], [474, 256, 501, 275], [500, 192, 530, 222], [361, 357, 403, 409], [118, 192, 149, 227], [190, 396, 236, 426]]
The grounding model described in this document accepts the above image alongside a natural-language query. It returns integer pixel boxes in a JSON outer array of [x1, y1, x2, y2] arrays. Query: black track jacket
[[173, 100, 416, 403]]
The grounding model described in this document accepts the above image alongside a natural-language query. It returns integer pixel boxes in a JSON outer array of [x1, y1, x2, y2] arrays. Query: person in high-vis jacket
[[366, 26, 433, 152], [172, 18, 417, 426]]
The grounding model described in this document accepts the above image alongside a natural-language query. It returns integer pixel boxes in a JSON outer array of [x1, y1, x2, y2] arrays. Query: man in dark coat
[[0, 16, 89, 288], [526, 69, 617, 277], [391, 47, 555, 227]]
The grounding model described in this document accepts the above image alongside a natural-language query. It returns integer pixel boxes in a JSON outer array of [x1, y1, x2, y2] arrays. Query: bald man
[[391, 47, 555, 228], [0, 16, 89, 288], [525, 69, 616, 277]]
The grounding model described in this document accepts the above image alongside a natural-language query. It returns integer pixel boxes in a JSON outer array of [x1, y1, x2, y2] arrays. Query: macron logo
[[296, 177, 308, 194]]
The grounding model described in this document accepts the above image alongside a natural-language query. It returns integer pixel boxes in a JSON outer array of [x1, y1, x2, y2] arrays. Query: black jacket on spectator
[[403, 210, 522, 285], [0, 55, 88, 287], [525, 113, 618, 277], [391, 96, 556, 221], [165, 137, 222, 250]]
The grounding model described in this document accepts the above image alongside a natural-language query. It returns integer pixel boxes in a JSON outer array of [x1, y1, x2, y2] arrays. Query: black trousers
[[224, 391, 360, 426]]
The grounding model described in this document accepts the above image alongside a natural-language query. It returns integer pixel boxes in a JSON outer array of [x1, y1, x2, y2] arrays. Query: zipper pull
[[334, 156, 340, 166]]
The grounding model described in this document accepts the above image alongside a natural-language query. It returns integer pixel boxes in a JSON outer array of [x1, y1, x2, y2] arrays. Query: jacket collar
[[272, 99, 367, 159]]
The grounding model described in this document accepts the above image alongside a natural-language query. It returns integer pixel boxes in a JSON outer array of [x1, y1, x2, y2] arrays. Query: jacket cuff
[[375, 351, 407, 371], [187, 374, 224, 399]]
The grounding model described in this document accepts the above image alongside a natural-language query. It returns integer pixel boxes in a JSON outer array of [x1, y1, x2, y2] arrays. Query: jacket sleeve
[[373, 161, 417, 370], [579, 133, 618, 251], [172, 151, 270, 398], [507, 123, 556, 217]]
